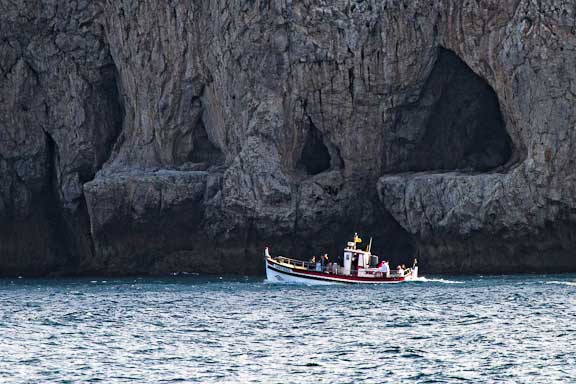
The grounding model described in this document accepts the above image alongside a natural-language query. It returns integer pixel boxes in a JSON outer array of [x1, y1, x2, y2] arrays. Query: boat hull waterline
[[265, 259, 418, 285]]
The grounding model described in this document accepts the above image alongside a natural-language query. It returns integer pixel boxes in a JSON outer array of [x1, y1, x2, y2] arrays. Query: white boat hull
[[266, 263, 338, 285], [265, 258, 418, 285]]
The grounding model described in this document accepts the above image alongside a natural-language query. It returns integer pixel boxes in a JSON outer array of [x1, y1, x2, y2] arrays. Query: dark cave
[[297, 118, 332, 175], [189, 121, 224, 165], [94, 64, 125, 177], [394, 47, 513, 173], [378, 47, 516, 268]]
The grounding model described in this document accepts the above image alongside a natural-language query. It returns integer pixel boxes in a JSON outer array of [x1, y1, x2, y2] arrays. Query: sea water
[[0, 274, 574, 383]]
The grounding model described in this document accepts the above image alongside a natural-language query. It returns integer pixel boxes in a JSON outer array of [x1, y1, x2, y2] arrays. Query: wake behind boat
[[265, 234, 419, 284]]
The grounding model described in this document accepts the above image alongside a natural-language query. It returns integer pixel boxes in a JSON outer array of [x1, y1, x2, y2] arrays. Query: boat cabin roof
[[344, 248, 371, 255]]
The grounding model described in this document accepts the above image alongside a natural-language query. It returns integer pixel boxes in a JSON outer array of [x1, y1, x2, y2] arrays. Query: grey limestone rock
[[0, 0, 575, 275]]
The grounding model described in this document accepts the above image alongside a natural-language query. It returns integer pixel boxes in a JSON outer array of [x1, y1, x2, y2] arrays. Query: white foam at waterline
[[546, 281, 576, 287], [263, 277, 463, 285], [412, 277, 464, 284], [263, 279, 340, 286]]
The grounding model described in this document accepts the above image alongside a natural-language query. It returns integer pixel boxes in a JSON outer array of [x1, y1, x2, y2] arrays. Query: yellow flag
[[355, 236, 362, 243]]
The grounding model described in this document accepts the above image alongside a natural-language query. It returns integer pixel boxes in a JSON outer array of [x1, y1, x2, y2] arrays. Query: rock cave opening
[[378, 47, 516, 268], [94, 64, 125, 177], [41, 132, 71, 267], [396, 47, 513, 173], [297, 118, 333, 175], [189, 120, 224, 166]]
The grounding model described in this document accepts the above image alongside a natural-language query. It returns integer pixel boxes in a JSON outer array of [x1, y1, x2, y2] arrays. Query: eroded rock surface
[[1, 0, 575, 275]]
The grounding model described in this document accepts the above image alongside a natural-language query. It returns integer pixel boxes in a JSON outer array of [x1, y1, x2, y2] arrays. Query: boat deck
[[267, 256, 411, 281]]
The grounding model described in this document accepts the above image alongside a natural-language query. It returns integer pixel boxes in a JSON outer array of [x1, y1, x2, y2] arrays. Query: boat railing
[[273, 256, 408, 278], [274, 256, 313, 270]]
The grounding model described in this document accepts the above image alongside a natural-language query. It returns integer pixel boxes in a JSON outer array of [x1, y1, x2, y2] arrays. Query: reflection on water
[[0, 274, 574, 383]]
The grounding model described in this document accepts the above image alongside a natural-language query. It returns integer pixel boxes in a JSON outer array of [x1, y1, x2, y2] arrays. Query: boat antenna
[[367, 237, 373, 253]]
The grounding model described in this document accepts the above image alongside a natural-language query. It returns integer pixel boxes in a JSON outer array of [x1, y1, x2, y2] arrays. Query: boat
[[265, 234, 419, 284]]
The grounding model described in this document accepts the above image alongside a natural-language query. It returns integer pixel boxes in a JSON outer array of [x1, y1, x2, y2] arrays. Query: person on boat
[[316, 256, 322, 272], [401, 264, 409, 275], [380, 260, 390, 278], [323, 254, 329, 270], [326, 262, 333, 274], [309, 256, 316, 270], [397, 265, 405, 276]]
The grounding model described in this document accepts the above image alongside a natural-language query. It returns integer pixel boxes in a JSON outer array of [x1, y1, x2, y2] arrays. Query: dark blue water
[[0, 275, 574, 383]]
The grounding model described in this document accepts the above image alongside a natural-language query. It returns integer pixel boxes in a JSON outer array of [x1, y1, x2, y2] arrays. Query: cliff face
[[1, 0, 575, 276]]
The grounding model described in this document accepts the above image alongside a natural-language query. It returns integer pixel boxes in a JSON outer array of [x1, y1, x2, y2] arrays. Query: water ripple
[[0, 274, 574, 383]]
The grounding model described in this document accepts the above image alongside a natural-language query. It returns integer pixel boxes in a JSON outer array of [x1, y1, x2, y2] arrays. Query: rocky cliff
[[1, 0, 575, 276]]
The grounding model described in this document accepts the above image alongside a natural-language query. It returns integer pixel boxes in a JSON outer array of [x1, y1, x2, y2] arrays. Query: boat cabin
[[341, 236, 388, 277]]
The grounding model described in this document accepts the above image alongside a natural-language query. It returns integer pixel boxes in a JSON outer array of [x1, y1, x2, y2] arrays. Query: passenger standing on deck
[[309, 256, 316, 270], [380, 260, 390, 278], [397, 265, 404, 276], [316, 255, 322, 272]]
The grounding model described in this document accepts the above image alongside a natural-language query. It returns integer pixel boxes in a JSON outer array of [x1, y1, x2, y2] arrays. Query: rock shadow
[[297, 117, 343, 176], [188, 120, 225, 166], [392, 47, 513, 173]]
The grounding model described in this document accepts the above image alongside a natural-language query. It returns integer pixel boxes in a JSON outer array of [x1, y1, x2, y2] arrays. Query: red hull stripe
[[267, 260, 405, 282]]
